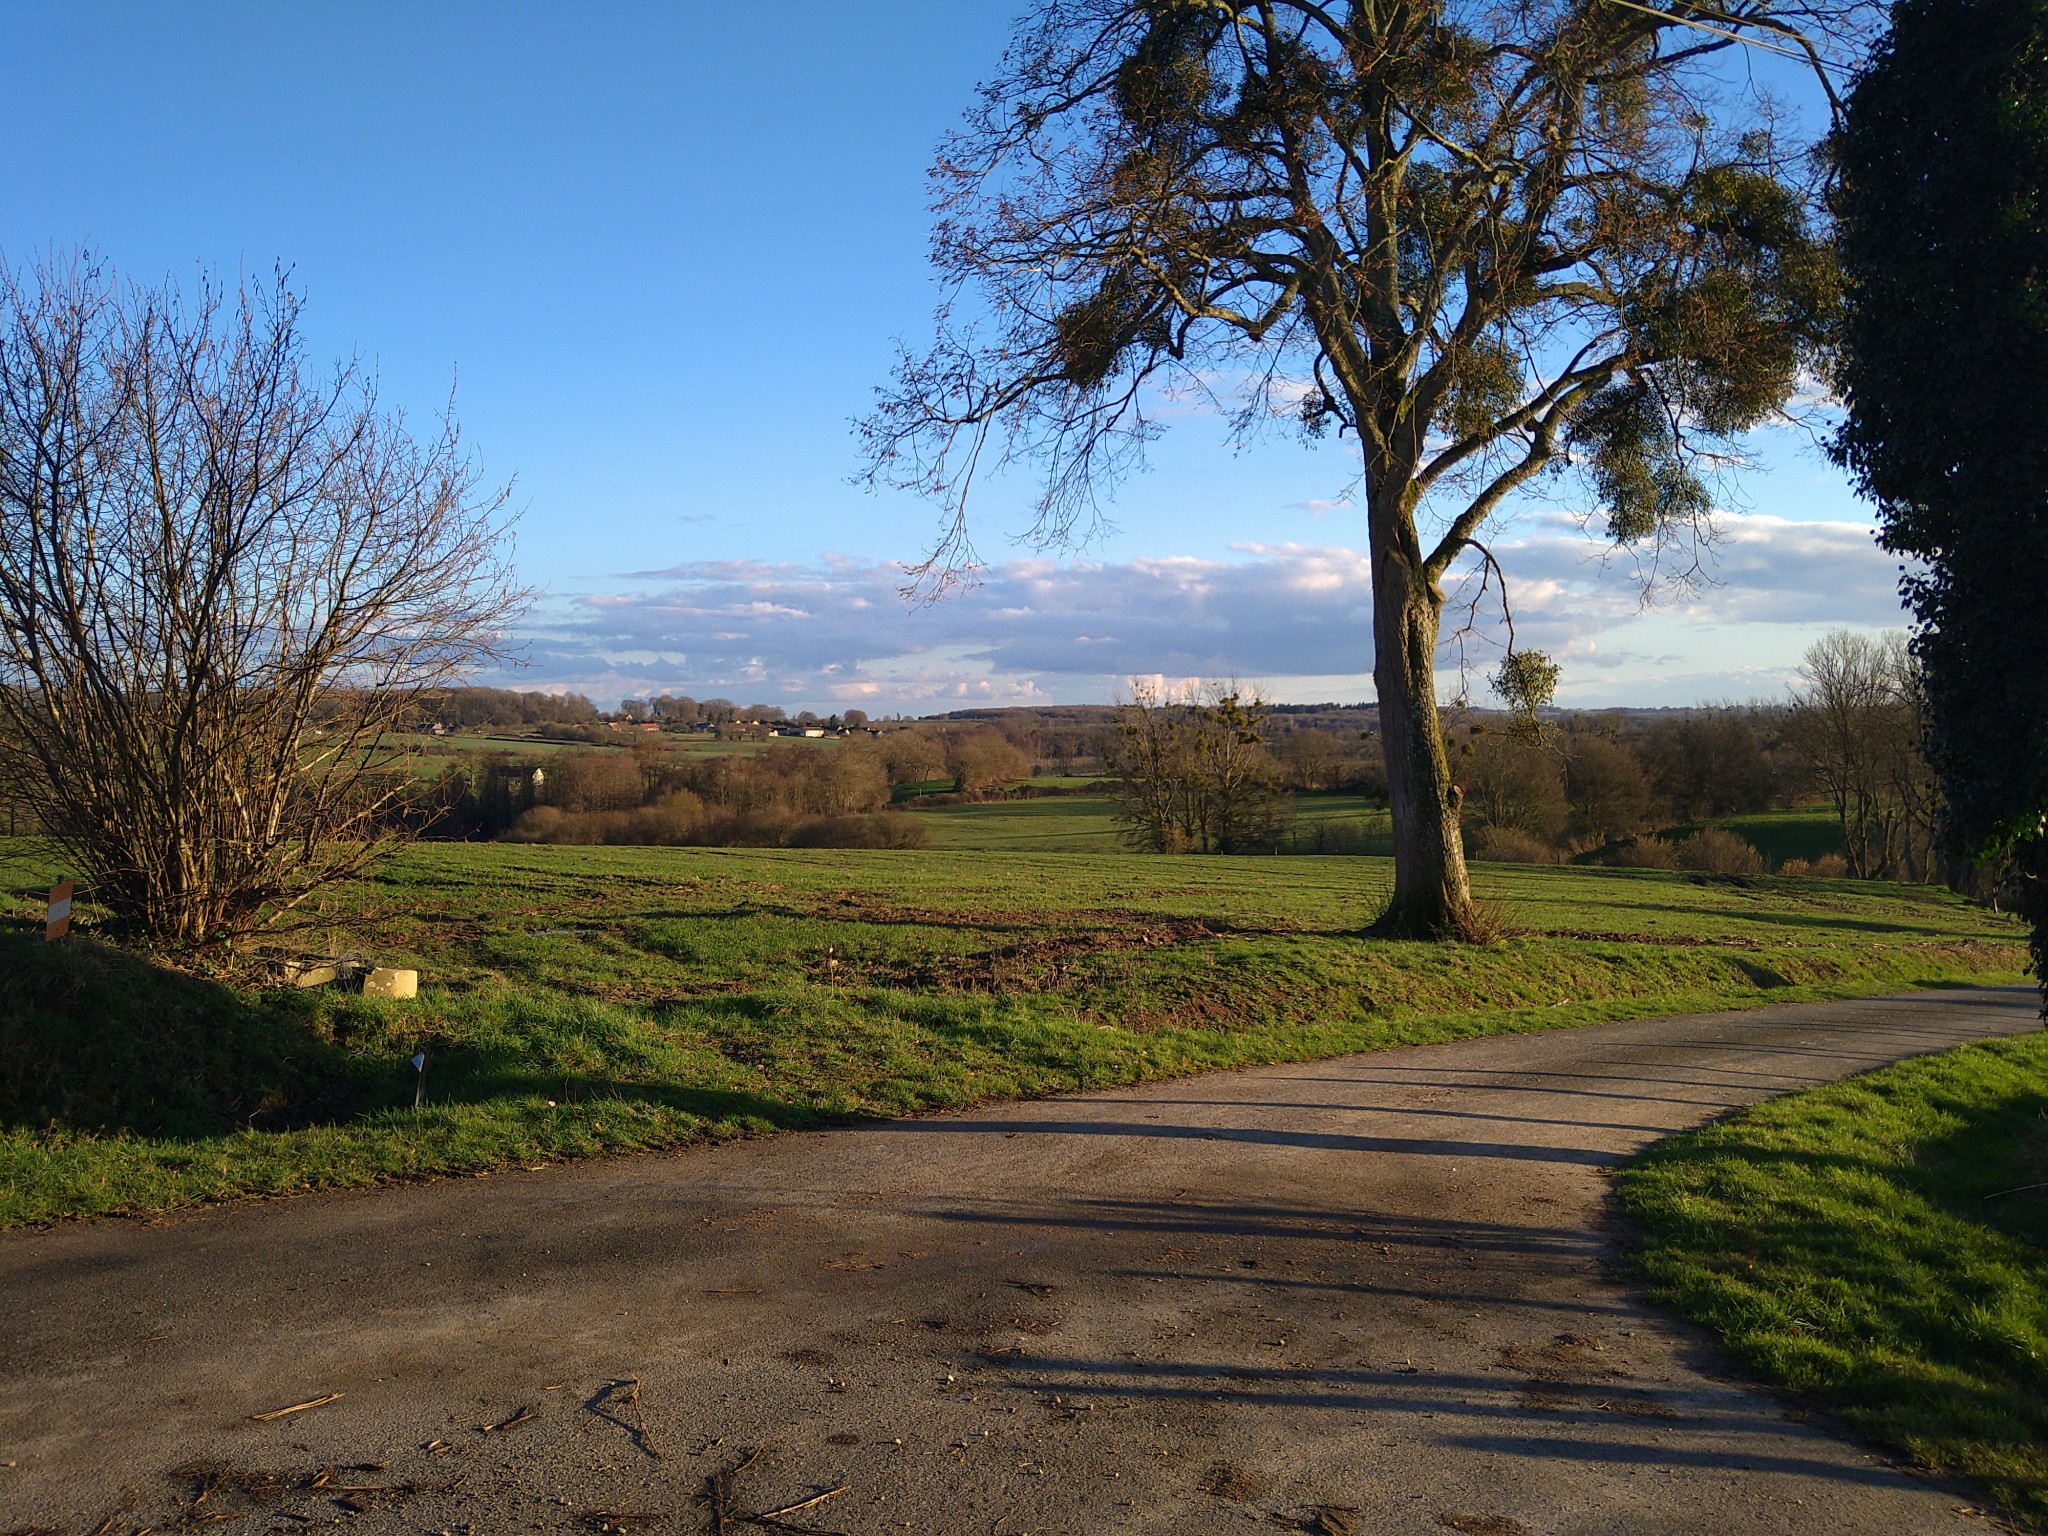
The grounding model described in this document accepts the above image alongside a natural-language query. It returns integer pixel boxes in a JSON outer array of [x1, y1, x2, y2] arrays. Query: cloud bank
[[492, 514, 1909, 711]]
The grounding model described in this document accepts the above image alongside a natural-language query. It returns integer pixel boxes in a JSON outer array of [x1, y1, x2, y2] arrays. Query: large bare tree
[[0, 257, 525, 947], [863, 0, 1848, 935]]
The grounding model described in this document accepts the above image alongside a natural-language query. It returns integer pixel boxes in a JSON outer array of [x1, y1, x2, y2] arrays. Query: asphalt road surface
[[4, 986, 2039, 1536]]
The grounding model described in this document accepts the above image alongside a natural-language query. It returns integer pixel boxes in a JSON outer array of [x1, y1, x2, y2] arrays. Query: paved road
[[3, 987, 2038, 1536]]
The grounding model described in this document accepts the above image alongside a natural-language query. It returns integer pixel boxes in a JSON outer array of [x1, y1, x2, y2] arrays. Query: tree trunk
[[1370, 536, 1479, 937]]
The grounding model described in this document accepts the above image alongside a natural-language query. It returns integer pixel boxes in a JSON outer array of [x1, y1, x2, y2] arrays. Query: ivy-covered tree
[[864, 0, 1847, 936], [1832, 0, 2048, 998]]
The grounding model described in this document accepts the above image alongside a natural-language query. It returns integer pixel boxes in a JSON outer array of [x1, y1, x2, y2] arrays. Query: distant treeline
[[418, 740, 907, 847], [1451, 708, 1812, 871], [425, 687, 600, 730], [1101, 637, 1979, 891], [416, 687, 884, 742], [1456, 634, 1954, 885], [412, 719, 1092, 848], [396, 658, 1986, 893]]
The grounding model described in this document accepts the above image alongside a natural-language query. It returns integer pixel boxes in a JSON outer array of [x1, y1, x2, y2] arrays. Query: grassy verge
[[1618, 1032, 2048, 1529], [0, 838, 2029, 1230]]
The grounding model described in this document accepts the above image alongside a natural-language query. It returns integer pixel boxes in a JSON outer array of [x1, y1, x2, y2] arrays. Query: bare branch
[[0, 254, 529, 946]]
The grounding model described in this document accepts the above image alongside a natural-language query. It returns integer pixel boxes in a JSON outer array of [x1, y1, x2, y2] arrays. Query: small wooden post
[[44, 879, 73, 942], [412, 1049, 428, 1108]]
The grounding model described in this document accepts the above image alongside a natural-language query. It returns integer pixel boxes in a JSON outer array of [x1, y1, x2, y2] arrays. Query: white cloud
[[484, 514, 1910, 711]]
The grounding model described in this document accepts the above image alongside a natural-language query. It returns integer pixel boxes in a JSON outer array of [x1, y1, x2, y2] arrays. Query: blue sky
[[0, 3, 1900, 712]]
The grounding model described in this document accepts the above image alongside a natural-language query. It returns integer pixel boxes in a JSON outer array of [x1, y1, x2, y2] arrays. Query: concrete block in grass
[[363, 967, 418, 1000]]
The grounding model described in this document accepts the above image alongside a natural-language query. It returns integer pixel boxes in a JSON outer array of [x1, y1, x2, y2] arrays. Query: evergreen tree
[[1833, 0, 2048, 999]]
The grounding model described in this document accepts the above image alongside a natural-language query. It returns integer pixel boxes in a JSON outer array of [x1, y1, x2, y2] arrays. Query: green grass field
[[905, 789, 1392, 853], [905, 791, 1840, 864], [909, 792, 1126, 850], [1619, 1032, 2048, 1529], [0, 836, 2028, 1229], [1670, 807, 1849, 866]]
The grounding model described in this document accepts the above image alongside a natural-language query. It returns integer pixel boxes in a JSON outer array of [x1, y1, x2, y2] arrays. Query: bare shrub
[[1675, 828, 1765, 875], [1610, 838, 1679, 870], [1461, 733, 1568, 841], [951, 729, 1032, 793], [618, 791, 705, 844], [1108, 682, 1286, 853], [0, 256, 522, 945], [1465, 825, 1562, 865], [784, 813, 932, 850], [546, 751, 647, 813], [507, 806, 567, 843], [881, 729, 947, 787], [1781, 853, 1851, 879]]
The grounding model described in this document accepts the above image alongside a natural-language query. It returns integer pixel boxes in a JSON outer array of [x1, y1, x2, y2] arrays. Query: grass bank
[[1618, 1032, 2048, 1529], [0, 838, 2028, 1229]]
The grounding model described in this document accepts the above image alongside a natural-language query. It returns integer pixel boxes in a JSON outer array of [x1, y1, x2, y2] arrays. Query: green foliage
[[1658, 163, 1838, 433], [1053, 268, 1175, 390], [1441, 334, 1527, 442], [1567, 379, 1711, 543], [1832, 0, 2048, 987], [1571, 153, 1836, 543], [0, 835, 2028, 1227], [1620, 1032, 2048, 1528], [1114, 1, 1224, 137], [1490, 649, 1560, 737]]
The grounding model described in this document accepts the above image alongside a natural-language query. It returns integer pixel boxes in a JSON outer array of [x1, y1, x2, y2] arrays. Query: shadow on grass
[[1902, 1077, 2048, 1256], [0, 932, 379, 1137], [1593, 898, 1951, 937], [0, 932, 817, 1142]]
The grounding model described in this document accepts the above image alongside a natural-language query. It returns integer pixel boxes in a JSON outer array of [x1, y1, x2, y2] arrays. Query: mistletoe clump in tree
[[864, 0, 1846, 936], [1832, 0, 2048, 998]]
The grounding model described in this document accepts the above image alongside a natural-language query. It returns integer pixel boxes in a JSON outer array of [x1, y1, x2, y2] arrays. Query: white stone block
[[363, 967, 418, 1000]]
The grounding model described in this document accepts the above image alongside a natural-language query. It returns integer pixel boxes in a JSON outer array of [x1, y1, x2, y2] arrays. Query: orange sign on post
[[45, 879, 73, 941]]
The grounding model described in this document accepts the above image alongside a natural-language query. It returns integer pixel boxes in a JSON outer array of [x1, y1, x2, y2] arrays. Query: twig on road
[[703, 1447, 763, 1536], [751, 1485, 849, 1520], [586, 1376, 662, 1460], [249, 1392, 343, 1421]]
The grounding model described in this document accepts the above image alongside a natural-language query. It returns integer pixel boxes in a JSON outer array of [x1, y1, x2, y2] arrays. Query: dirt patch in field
[[854, 913, 1229, 995]]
